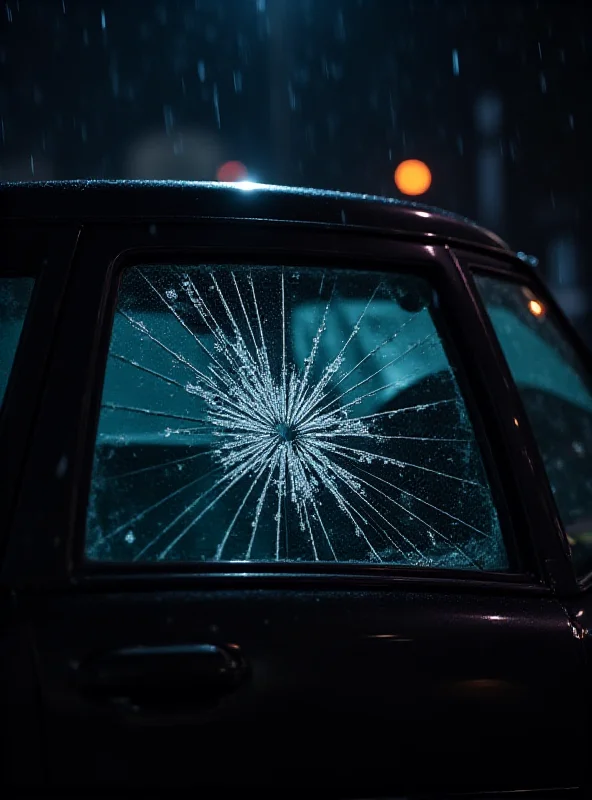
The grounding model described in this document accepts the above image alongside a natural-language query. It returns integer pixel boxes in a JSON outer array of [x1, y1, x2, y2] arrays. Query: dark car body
[[1, 180, 591, 797]]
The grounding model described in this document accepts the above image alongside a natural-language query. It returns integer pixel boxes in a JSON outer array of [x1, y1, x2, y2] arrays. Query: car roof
[[0, 179, 512, 252]]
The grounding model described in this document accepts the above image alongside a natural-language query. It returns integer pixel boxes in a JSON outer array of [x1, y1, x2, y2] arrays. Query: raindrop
[[163, 104, 174, 134], [213, 83, 221, 128], [335, 10, 346, 41], [288, 82, 296, 110], [56, 456, 68, 478]]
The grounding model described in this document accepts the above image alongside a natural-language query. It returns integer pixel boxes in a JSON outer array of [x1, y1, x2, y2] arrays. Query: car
[[0, 179, 591, 797]]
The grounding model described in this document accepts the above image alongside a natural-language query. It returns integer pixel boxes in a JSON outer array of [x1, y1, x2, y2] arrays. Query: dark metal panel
[[0, 225, 80, 566], [0, 180, 512, 251], [0, 589, 47, 791], [19, 586, 586, 794]]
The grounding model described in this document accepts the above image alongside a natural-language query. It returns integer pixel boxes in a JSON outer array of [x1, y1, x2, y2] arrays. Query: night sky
[[2, 0, 592, 331]]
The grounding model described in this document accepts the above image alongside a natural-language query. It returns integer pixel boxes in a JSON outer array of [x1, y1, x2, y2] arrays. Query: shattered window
[[475, 275, 592, 579], [85, 265, 506, 570], [0, 277, 35, 409]]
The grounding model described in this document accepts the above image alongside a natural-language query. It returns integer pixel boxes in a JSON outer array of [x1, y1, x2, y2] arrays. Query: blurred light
[[517, 251, 540, 268], [528, 299, 545, 317], [236, 181, 258, 191], [394, 160, 432, 196], [216, 160, 248, 182]]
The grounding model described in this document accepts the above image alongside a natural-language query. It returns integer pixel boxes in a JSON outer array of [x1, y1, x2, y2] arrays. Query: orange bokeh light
[[528, 299, 545, 317], [394, 159, 432, 196], [216, 160, 248, 182]]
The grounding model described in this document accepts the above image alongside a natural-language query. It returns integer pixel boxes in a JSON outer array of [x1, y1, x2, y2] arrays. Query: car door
[[1, 221, 586, 796], [0, 224, 79, 792], [467, 252, 592, 787]]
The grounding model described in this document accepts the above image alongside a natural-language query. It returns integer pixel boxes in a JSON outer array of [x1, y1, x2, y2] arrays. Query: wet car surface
[[0, 181, 591, 797]]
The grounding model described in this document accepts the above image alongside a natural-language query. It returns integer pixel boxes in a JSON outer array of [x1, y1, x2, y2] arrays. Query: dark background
[[2, 0, 591, 337]]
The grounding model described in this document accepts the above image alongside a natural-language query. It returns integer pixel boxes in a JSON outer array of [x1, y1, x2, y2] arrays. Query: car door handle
[[74, 643, 248, 706]]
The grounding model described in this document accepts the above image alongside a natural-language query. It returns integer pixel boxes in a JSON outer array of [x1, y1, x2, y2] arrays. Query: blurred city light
[[528, 299, 545, 317], [517, 252, 540, 268], [216, 160, 249, 182], [394, 160, 432, 196]]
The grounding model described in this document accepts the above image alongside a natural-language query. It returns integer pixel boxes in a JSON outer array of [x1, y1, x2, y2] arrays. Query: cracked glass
[[85, 264, 507, 569]]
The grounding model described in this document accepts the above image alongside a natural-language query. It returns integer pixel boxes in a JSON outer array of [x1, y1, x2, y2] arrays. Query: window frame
[[0, 224, 80, 569], [467, 258, 592, 591], [2, 221, 558, 592]]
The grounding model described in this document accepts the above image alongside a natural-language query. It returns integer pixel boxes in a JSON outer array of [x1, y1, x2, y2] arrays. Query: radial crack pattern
[[86, 265, 507, 570]]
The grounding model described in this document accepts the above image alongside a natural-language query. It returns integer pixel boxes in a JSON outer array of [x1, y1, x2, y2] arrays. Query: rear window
[[0, 277, 35, 409], [475, 274, 592, 579], [85, 264, 507, 571]]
